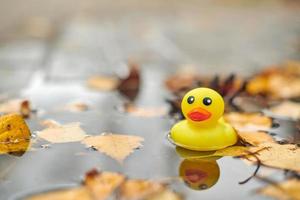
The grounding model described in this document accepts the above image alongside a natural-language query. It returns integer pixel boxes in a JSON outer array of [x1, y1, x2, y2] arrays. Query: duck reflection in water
[[177, 147, 221, 190]]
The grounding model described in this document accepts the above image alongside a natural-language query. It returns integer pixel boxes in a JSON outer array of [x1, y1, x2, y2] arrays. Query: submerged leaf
[[37, 122, 88, 143], [258, 179, 300, 200], [123, 103, 167, 117], [82, 133, 144, 162], [64, 102, 89, 112], [0, 114, 31, 154]]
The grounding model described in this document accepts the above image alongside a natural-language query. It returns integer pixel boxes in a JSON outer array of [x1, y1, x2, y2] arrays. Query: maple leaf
[[37, 122, 88, 143], [82, 133, 144, 163], [258, 179, 300, 200], [87, 75, 120, 91], [248, 143, 300, 172], [224, 112, 272, 131], [269, 101, 300, 120], [0, 114, 31, 154]]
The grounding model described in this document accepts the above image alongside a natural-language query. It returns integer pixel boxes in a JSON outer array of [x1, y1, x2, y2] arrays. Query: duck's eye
[[187, 96, 195, 104], [203, 97, 212, 106]]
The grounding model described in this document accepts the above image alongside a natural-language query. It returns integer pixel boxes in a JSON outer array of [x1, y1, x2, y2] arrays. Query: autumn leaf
[[258, 179, 300, 200], [175, 146, 262, 160], [238, 131, 275, 146], [269, 101, 300, 120], [87, 76, 120, 91], [122, 103, 167, 117], [0, 114, 31, 154], [37, 122, 88, 143], [26, 187, 92, 200], [82, 133, 144, 162], [224, 112, 272, 131], [84, 169, 125, 200], [63, 101, 89, 112], [246, 61, 300, 99], [0, 99, 31, 118], [248, 143, 300, 172]]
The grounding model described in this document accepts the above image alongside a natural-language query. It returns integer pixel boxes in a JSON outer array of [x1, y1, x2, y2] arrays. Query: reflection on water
[[179, 158, 220, 191], [176, 147, 221, 191]]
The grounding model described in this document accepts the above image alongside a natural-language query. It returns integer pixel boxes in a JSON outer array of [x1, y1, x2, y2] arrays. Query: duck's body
[[171, 117, 237, 151], [170, 87, 238, 151]]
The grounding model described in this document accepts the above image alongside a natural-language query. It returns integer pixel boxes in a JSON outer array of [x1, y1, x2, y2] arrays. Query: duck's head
[[181, 87, 224, 126]]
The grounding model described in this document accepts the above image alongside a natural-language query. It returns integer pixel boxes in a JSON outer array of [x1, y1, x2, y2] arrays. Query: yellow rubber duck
[[170, 87, 237, 151]]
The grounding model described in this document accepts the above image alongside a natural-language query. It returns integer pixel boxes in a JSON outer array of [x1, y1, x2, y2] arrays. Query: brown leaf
[[37, 122, 88, 143], [258, 179, 300, 200], [248, 143, 300, 172], [84, 169, 125, 200], [238, 131, 275, 146], [0, 114, 31, 154], [123, 103, 167, 117], [118, 62, 140, 101], [82, 133, 144, 162], [224, 112, 272, 131], [0, 99, 31, 118], [87, 76, 120, 91], [269, 101, 300, 120], [246, 61, 300, 99]]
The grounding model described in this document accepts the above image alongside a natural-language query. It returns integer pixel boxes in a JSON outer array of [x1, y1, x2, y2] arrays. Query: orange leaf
[[87, 76, 119, 91]]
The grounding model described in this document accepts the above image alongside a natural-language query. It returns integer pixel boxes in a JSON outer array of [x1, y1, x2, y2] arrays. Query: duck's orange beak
[[187, 107, 211, 121]]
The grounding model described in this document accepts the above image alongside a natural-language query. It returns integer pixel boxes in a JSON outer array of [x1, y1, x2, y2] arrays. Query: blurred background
[[0, 0, 300, 199]]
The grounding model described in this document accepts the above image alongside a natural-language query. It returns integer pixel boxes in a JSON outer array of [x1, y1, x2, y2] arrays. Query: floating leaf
[[27, 187, 91, 200], [40, 119, 61, 128], [238, 131, 275, 146], [84, 169, 125, 200], [0, 114, 31, 154], [118, 62, 140, 101], [87, 76, 120, 91], [0, 99, 31, 118], [27, 169, 181, 200], [246, 61, 300, 99], [63, 101, 89, 112], [258, 179, 300, 200], [37, 122, 88, 143], [248, 143, 300, 172], [269, 101, 300, 120], [82, 133, 144, 162], [224, 112, 272, 131], [123, 103, 167, 117], [176, 146, 261, 160]]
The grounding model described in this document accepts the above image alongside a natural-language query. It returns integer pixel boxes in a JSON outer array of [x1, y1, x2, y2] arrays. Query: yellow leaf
[[248, 143, 300, 172], [87, 76, 119, 91], [224, 112, 272, 131], [37, 122, 88, 143], [258, 179, 300, 200], [269, 101, 300, 120], [0, 114, 31, 154], [176, 146, 259, 160], [82, 133, 144, 162], [238, 131, 275, 146]]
